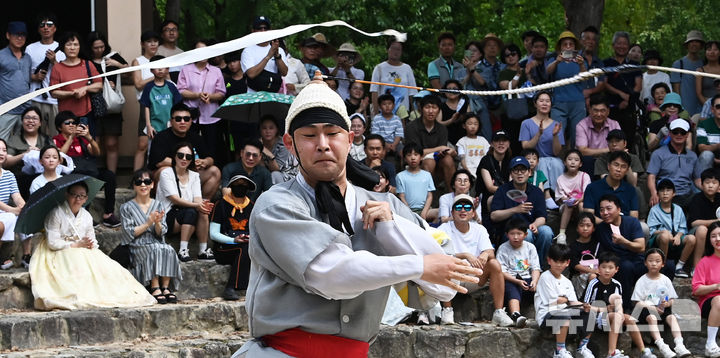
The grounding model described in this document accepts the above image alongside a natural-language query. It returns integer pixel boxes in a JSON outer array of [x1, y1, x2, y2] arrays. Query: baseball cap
[[252, 16, 271, 30], [606, 129, 626, 141], [7, 21, 27, 35], [141, 30, 160, 42], [509, 156, 530, 170], [452, 193, 475, 206], [669, 118, 690, 132], [656, 178, 675, 192], [228, 174, 257, 191], [492, 130, 510, 142]]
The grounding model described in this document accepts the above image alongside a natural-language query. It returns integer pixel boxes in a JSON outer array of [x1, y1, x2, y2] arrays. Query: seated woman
[[5, 106, 53, 198], [120, 169, 182, 304], [647, 92, 692, 151], [259, 115, 297, 184], [155, 142, 213, 262], [29, 181, 156, 310], [210, 175, 256, 301], [0, 138, 27, 269], [436, 169, 480, 224], [692, 221, 720, 358], [519, 91, 565, 191]]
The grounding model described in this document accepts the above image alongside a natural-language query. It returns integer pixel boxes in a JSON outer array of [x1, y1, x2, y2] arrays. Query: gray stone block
[[413, 328, 468, 358]]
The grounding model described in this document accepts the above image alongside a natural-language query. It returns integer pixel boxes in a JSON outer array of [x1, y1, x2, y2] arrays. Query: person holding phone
[[241, 16, 288, 94], [546, 31, 588, 146], [329, 43, 364, 100]]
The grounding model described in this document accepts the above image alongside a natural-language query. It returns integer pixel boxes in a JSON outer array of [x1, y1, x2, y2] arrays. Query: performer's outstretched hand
[[420, 254, 482, 294]]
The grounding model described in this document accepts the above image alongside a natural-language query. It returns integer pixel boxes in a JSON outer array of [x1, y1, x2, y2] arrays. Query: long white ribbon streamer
[[0, 20, 406, 116]]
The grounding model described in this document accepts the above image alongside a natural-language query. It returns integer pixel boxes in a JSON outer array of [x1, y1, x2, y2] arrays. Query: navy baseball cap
[[7, 21, 27, 35], [253, 16, 271, 29], [509, 156, 530, 170]]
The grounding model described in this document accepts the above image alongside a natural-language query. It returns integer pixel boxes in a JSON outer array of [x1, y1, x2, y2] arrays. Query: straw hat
[[299, 33, 336, 58], [336, 42, 362, 64], [480, 33, 504, 50]]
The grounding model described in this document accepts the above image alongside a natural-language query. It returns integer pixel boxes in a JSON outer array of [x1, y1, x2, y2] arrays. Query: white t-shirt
[[329, 66, 364, 100], [134, 56, 154, 100], [25, 41, 66, 104], [156, 167, 202, 210], [456, 136, 490, 178], [534, 270, 578, 325], [630, 273, 678, 306], [438, 192, 482, 220], [241, 44, 287, 94], [369, 61, 417, 110], [437, 221, 492, 257], [641, 71, 671, 105], [30, 174, 60, 194]]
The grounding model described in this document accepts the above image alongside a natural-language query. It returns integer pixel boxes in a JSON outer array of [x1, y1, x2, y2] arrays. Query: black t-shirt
[[648, 117, 669, 135], [570, 239, 603, 275], [211, 197, 254, 238], [602, 57, 641, 106], [440, 99, 469, 144], [687, 192, 720, 226], [147, 129, 209, 170], [224, 76, 247, 100], [583, 278, 622, 305], [91, 53, 129, 75], [475, 153, 510, 198]]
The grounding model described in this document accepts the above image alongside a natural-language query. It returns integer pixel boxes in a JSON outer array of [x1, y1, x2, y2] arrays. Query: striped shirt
[[371, 114, 404, 143], [0, 169, 18, 211], [697, 117, 720, 146], [583, 277, 622, 305]]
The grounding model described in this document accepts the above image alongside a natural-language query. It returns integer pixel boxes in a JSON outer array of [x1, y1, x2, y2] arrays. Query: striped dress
[[120, 199, 182, 289]]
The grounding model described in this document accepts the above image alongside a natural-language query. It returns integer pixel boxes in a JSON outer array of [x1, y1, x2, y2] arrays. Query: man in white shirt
[[370, 39, 417, 116], [233, 72, 480, 357], [241, 16, 288, 94], [25, 13, 65, 137], [329, 42, 365, 100]]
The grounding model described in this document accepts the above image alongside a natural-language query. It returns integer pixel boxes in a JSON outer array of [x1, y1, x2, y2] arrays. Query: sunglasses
[[714, 104, 720, 110], [671, 129, 688, 135], [176, 152, 193, 160], [664, 103, 681, 109], [63, 120, 76, 126], [39, 21, 54, 28], [453, 204, 474, 212], [244, 152, 260, 159], [172, 116, 192, 122], [134, 178, 153, 186], [505, 51, 519, 57]]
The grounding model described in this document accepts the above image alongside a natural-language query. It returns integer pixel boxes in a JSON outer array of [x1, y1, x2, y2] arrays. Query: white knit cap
[[284, 71, 350, 134]]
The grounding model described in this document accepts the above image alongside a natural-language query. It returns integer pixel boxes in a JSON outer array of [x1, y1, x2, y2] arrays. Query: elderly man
[[575, 94, 621, 175], [241, 16, 288, 94], [0, 21, 36, 140], [696, 94, 720, 173], [579, 26, 606, 104], [233, 72, 480, 357]]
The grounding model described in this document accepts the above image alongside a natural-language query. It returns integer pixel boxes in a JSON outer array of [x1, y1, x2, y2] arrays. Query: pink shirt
[[575, 116, 621, 150], [692, 254, 720, 308], [176, 63, 226, 125], [555, 171, 590, 202]]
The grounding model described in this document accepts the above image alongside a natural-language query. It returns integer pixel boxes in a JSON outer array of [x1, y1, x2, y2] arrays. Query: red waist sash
[[262, 327, 369, 358]]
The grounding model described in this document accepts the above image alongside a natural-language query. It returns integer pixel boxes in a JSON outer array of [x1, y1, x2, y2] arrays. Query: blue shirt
[[596, 216, 644, 259], [646, 144, 700, 196], [370, 114, 404, 143], [584, 177, 638, 216], [396, 169, 435, 210], [647, 203, 688, 236], [550, 60, 586, 102], [671, 56, 704, 115], [518, 119, 565, 158], [0, 47, 32, 114], [491, 181, 546, 232]]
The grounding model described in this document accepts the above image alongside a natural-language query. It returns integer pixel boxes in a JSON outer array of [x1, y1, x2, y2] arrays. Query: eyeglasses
[[134, 178, 153, 186], [671, 129, 688, 135], [39, 21, 55, 28], [511, 167, 528, 173], [453, 204, 474, 212], [163, 27, 178, 33], [176, 152, 193, 160], [244, 152, 260, 159], [172, 116, 192, 122], [68, 192, 88, 200], [63, 120, 76, 126], [23, 116, 40, 122]]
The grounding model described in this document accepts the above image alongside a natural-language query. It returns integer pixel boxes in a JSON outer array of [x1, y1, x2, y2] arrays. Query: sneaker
[[706, 345, 720, 358], [674, 267, 689, 279], [102, 213, 121, 228], [492, 308, 514, 327], [513, 313, 527, 328], [416, 311, 430, 325], [576, 345, 595, 358], [440, 307, 455, 325], [656, 342, 676, 358], [554, 233, 567, 245], [178, 248, 192, 262], [640, 348, 658, 358], [198, 248, 215, 261], [673, 343, 691, 358], [608, 349, 629, 358], [0, 259, 12, 270], [553, 349, 574, 358], [222, 287, 239, 301], [21, 254, 31, 269]]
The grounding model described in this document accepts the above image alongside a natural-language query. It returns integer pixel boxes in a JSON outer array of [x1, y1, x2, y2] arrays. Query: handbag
[[247, 69, 282, 92], [505, 81, 529, 121], [72, 138, 99, 177], [578, 243, 600, 269], [84, 60, 107, 117], [101, 53, 125, 113]]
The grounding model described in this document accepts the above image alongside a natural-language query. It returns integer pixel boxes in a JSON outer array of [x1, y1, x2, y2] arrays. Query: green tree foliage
[[155, 0, 720, 88]]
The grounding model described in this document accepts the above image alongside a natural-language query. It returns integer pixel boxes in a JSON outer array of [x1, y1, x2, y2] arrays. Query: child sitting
[[349, 113, 367, 162], [647, 179, 696, 279], [396, 142, 435, 220], [30, 145, 63, 194], [570, 212, 602, 298], [496, 218, 542, 327], [370, 93, 404, 158], [371, 165, 390, 193], [534, 243, 589, 358], [456, 113, 489, 178], [631, 248, 692, 358], [437, 194, 514, 326], [523, 148, 557, 210], [555, 149, 591, 244]]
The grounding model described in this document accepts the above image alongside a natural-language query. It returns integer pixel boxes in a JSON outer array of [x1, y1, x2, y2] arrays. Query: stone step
[[0, 299, 246, 351], [0, 261, 231, 310]]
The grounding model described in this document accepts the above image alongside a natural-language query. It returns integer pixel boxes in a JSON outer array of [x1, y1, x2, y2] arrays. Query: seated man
[[221, 139, 273, 203], [363, 134, 396, 192], [490, 156, 552, 266], [575, 94, 621, 176], [593, 130, 644, 186], [647, 118, 701, 209], [437, 194, 513, 327], [687, 168, 720, 273], [405, 94, 457, 189], [585, 150, 640, 221], [696, 94, 720, 173], [147, 103, 221, 199]]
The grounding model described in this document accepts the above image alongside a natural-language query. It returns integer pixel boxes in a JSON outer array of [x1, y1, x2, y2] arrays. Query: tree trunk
[[166, 0, 181, 22], [562, 0, 604, 36]]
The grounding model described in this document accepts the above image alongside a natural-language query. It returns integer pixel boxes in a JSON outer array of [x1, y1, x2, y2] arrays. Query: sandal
[[1, 257, 14, 270], [162, 287, 177, 304], [151, 287, 166, 304]]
